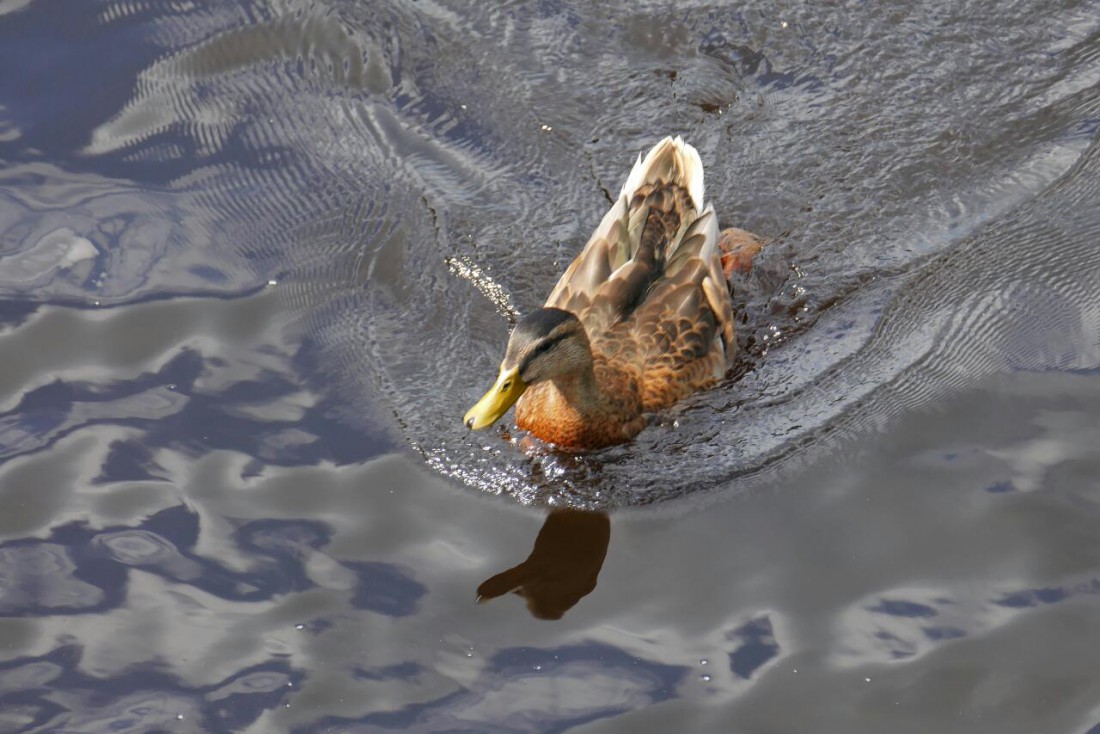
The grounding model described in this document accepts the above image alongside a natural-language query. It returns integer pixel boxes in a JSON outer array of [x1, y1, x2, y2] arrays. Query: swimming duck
[[464, 136, 762, 450]]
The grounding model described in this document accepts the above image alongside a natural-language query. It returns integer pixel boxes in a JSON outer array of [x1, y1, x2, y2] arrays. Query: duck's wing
[[542, 194, 650, 335], [544, 136, 713, 337], [630, 204, 736, 409]]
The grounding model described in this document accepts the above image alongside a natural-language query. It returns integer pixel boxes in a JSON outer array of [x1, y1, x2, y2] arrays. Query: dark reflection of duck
[[464, 136, 763, 450], [477, 509, 610, 620]]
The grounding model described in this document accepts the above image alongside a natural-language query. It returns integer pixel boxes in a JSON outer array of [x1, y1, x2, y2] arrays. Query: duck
[[464, 136, 762, 450]]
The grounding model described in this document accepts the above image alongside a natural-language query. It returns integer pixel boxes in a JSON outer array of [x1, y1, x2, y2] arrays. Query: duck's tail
[[619, 135, 705, 213], [544, 137, 719, 326]]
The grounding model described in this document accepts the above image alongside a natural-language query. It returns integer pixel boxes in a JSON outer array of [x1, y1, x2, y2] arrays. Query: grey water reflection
[[478, 509, 610, 620], [4, 0, 1100, 731]]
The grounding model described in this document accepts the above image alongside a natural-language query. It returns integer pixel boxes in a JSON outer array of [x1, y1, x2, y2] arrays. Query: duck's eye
[[533, 340, 554, 356]]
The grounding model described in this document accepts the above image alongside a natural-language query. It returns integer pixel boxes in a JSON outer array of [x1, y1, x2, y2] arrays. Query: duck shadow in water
[[477, 509, 610, 620]]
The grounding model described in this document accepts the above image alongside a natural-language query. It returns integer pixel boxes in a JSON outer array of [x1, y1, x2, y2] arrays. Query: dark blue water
[[3, 0, 1100, 731]]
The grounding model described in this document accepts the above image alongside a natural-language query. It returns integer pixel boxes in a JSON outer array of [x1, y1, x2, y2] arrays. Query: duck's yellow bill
[[464, 366, 527, 430]]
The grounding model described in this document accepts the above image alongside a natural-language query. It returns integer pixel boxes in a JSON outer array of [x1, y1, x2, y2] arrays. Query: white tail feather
[[618, 136, 705, 212]]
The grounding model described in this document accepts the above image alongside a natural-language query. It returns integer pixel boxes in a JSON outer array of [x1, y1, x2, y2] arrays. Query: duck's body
[[465, 136, 762, 450]]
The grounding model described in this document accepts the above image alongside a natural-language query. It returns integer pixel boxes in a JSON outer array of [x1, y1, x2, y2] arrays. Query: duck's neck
[[549, 365, 603, 413]]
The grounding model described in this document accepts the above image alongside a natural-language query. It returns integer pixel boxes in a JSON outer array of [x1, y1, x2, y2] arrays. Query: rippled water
[[4, 0, 1100, 731]]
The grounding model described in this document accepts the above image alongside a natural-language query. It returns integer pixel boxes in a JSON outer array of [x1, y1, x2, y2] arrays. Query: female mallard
[[464, 136, 762, 450]]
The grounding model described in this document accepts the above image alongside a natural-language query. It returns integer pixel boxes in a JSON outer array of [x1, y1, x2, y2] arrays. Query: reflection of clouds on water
[[1, 405, 1100, 730], [0, 385, 188, 462], [0, 294, 1098, 730], [2, 0, 1100, 731], [0, 438, 693, 730], [727, 615, 780, 680], [43, 691, 205, 734], [0, 659, 61, 692], [989, 410, 1100, 494], [307, 644, 685, 733], [831, 588, 988, 667], [95, 528, 203, 575], [0, 544, 105, 614], [0, 169, 256, 303], [0, 406, 702, 729], [0, 292, 393, 475], [1, 227, 98, 285], [0, 646, 295, 734]]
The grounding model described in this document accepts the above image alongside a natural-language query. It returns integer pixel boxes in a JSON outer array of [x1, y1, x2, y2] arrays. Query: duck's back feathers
[[545, 136, 707, 319], [543, 137, 735, 412]]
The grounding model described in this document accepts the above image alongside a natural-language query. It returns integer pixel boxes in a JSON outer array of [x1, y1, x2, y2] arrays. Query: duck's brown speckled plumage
[[468, 136, 763, 450]]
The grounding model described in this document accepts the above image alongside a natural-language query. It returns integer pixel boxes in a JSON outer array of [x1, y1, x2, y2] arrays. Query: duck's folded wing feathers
[[545, 196, 662, 332], [632, 206, 734, 362]]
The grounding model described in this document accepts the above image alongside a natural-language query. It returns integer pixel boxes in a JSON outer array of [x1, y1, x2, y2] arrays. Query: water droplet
[[865, 677, 872, 682], [268, 279, 278, 286], [701, 674, 711, 682], [176, 714, 184, 720], [295, 623, 305, 630], [533, 664, 542, 671], [699, 658, 708, 666]]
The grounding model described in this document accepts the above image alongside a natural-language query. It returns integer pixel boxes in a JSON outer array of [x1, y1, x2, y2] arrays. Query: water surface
[[3, 0, 1100, 731]]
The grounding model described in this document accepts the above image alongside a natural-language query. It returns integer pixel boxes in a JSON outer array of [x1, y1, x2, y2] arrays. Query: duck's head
[[464, 308, 591, 430]]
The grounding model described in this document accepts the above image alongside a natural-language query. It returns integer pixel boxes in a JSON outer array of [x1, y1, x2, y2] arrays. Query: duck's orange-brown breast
[[514, 364, 646, 449]]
